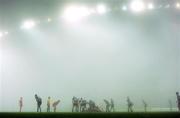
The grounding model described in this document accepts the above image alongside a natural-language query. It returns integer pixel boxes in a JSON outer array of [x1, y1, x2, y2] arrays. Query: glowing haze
[[0, 0, 180, 112]]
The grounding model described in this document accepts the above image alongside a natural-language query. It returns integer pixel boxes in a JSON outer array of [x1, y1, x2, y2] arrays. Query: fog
[[0, 2, 180, 112]]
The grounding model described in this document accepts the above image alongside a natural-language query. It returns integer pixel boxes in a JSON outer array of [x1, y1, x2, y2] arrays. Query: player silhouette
[[110, 98, 115, 112], [176, 92, 180, 111], [72, 96, 79, 112], [47, 96, 51, 112], [52, 100, 60, 112], [19, 97, 23, 112], [88, 100, 96, 112], [104, 99, 110, 112], [127, 97, 133, 112], [35, 94, 42, 112], [79, 98, 87, 112], [142, 100, 147, 112], [168, 99, 173, 111]]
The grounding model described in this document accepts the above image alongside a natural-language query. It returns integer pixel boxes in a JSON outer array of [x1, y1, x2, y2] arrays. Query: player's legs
[[130, 106, 133, 112], [79, 105, 81, 112], [54, 107, 56, 112], [37, 104, 41, 112], [128, 106, 130, 112], [72, 105, 74, 112], [75, 105, 78, 112], [106, 105, 110, 112], [53, 107, 55, 112], [112, 106, 115, 112], [37, 105, 39, 112], [20, 106, 22, 112], [47, 105, 50, 112], [110, 106, 112, 112], [39, 106, 41, 112]]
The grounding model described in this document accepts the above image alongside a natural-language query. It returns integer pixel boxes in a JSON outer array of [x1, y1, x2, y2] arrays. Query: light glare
[[147, 3, 154, 10], [0, 32, 3, 38], [165, 4, 170, 8], [62, 5, 90, 23], [122, 5, 127, 11], [47, 18, 52, 22], [96, 4, 107, 14], [130, 0, 145, 13], [176, 3, 180, 8], [22, 20, 36, 29], [4, 31, 8, 35], [158, 5, 162, 8]]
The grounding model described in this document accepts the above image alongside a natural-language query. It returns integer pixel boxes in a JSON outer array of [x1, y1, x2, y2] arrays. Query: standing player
[[176, 92, 180, 111], [110, 98, 115, 112], [127, 97, 133, 112], [72, 96, 79, 112], [19, 97, 23, 112], [79, 98, 87, 112], [142, 100, 147, 112], [47, 96, 51, 112], [35, 94, 42, 112], [168, 99, 172, 111], [88, 100, 96, 112], [104, 99, 110, 112]]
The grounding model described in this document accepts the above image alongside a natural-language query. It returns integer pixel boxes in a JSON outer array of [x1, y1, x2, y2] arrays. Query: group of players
[[72, 97, 116, 112], [18, 92, 180, 112], [72, 96, 102, 112], [19, 94, 60, 112]]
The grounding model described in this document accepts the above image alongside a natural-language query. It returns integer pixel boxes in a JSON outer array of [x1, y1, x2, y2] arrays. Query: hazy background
[[0, 0, 180, 112]]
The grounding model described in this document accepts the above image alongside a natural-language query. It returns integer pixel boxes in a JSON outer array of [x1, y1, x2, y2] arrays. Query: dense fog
[[0, 0, 180, 112]]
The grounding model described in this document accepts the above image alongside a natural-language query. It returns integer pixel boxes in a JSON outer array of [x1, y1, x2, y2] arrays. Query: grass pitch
[[0, 112, 179, 118]]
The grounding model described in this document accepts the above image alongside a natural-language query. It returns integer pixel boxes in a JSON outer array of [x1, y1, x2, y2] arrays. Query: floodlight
[[96, 4, 107, 14], [147, 3, 154, 10], [62, 5, 90, 23], [122, 5, 127, 11], [130, 0, 145, 13], [176, 3, 180, 8], [0, 32, 3, 38], [47, 18, 52, 22], [22, 20, 36, 29]]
